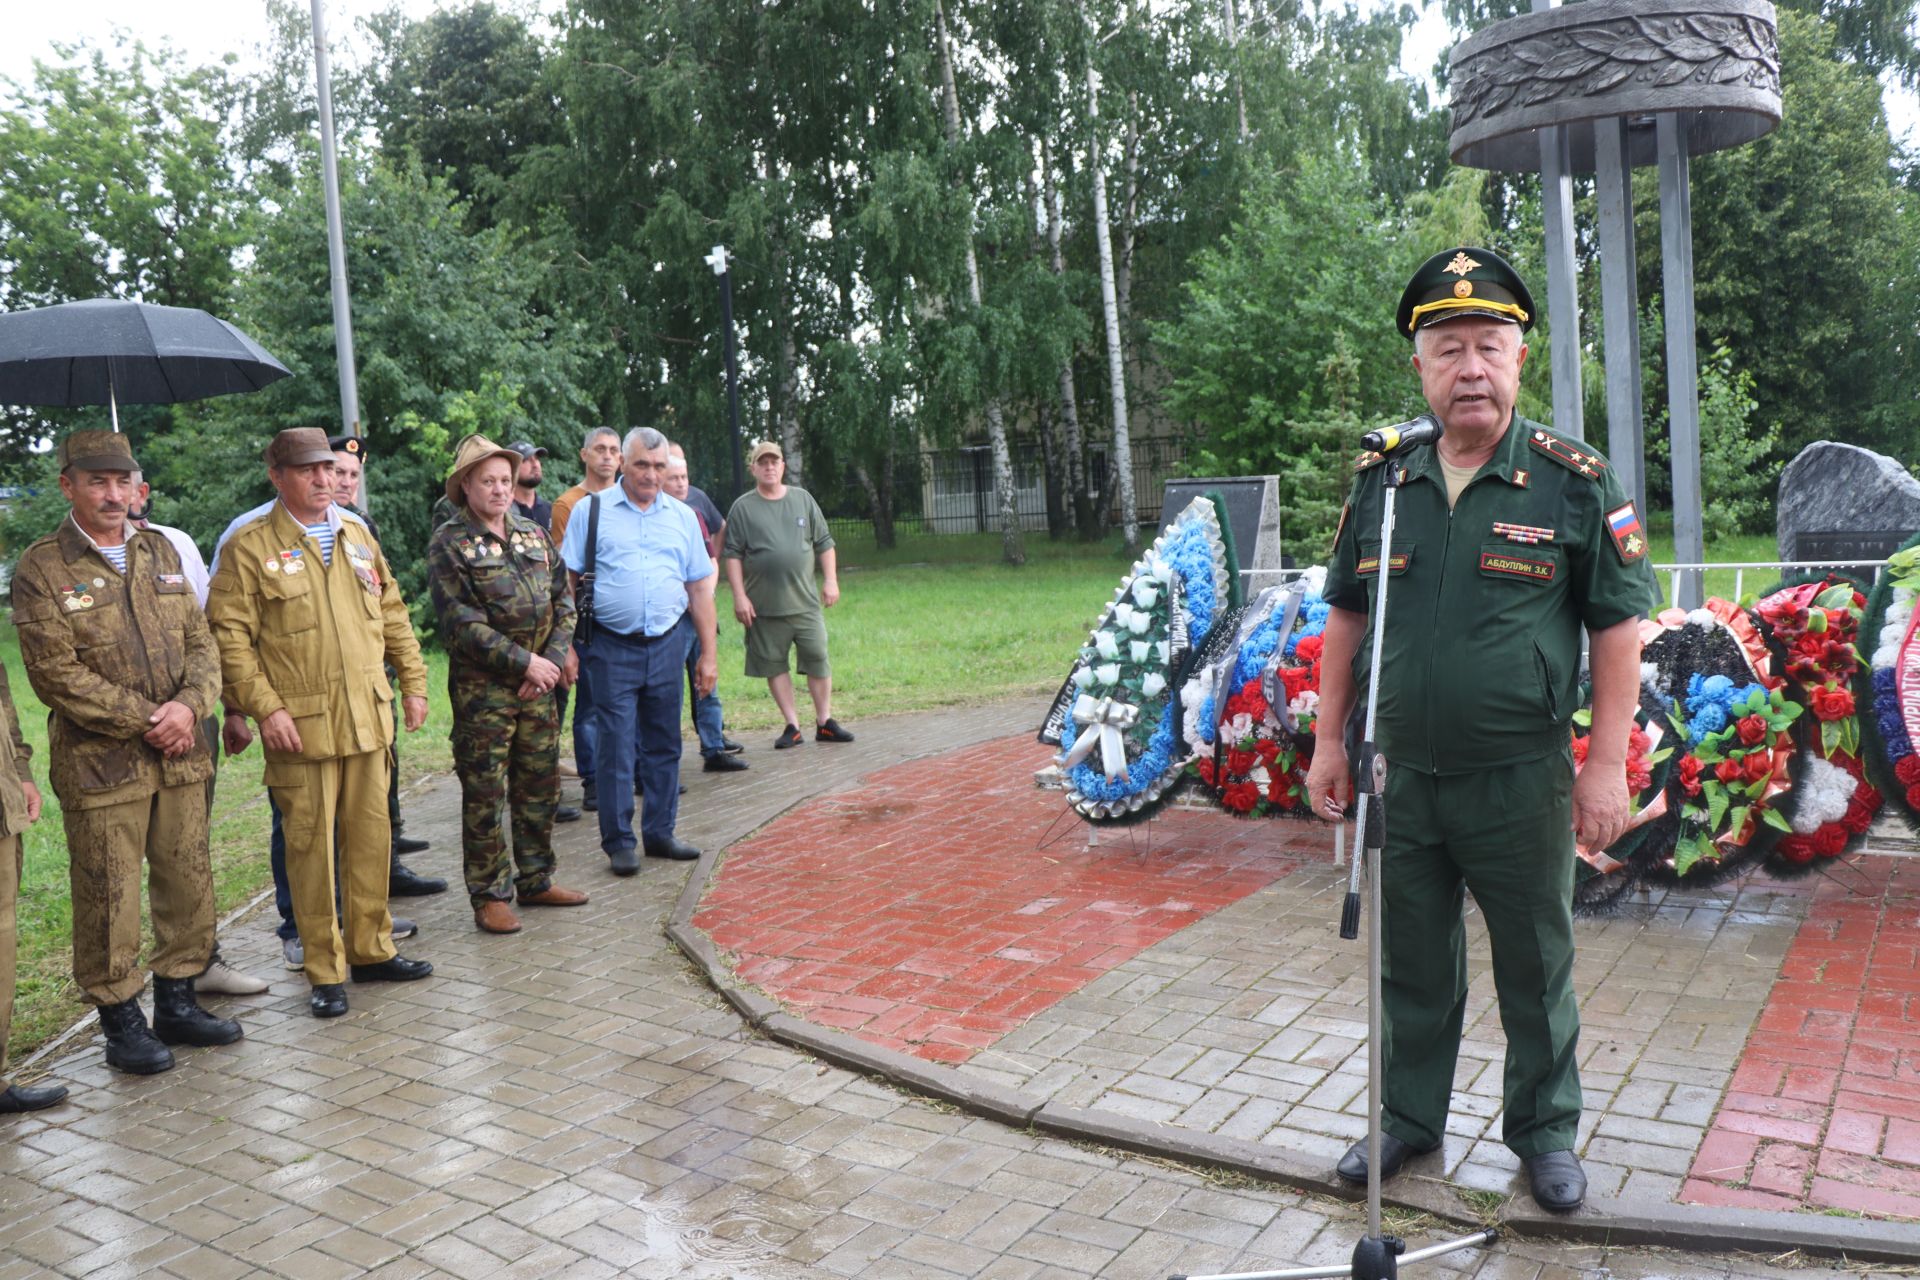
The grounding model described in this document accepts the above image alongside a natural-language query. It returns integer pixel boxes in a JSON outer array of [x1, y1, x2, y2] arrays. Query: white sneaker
[[282, 937, 304, 970], [197, 958, 270, 995]]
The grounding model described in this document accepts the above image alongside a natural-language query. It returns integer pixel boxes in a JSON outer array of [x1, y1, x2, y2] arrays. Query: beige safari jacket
[[11, 518, 219, 809], [0, 667, 35, 840], [206, 502, 428, 780]]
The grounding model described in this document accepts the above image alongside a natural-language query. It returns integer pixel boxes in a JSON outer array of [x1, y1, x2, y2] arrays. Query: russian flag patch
[[1607, 502, 1646, 563]]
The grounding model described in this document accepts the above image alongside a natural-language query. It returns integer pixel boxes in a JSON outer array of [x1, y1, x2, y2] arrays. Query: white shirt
[[144, 523, 210, 607]]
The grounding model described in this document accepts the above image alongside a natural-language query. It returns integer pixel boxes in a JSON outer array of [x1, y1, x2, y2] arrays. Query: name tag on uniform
[[158, 573, 186, 585], [1481, 551, 1556, 583]]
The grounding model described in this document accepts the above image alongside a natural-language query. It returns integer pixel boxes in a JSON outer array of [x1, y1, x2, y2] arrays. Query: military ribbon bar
[[1492, 521, 1555, 544]]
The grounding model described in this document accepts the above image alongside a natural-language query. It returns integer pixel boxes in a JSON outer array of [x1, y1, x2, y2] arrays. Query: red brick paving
[[693, 734, 1318, 1063], [1685, 856, 1920, 1220]]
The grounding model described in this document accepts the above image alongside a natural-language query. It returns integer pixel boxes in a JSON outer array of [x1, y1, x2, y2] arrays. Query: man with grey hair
[[558, 426, 719, 871], [551, 426, 624, 811]]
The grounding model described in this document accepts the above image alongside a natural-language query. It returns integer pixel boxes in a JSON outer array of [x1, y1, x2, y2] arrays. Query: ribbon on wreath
[[1059, 693, 1142, 781]]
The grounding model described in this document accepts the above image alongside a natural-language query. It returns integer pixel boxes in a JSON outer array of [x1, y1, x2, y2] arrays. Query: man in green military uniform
[[428, 435, 587, 935], [13, 431, 244, 1074], [1306, 249, 1658, 1212]]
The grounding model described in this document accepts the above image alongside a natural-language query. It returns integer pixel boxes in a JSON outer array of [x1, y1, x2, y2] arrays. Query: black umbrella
[[0, 298, 291, 431]]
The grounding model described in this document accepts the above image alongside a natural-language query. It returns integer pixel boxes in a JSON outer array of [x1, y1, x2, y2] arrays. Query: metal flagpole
[[310, 0, 367, 502]]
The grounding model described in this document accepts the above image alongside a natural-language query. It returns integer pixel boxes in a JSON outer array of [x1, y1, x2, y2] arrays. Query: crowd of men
[[0, 421, 848, 1112]]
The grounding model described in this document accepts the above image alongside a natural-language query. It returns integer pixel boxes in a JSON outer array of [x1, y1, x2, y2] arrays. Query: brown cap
[[445, 433, 524, 506], [749, 439, 783, 463], [263, 428, 336, 468], [58, 430, 139, 474]]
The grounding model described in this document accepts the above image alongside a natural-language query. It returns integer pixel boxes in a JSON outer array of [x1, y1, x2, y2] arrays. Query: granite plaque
[[1776, 442, 1920, 565], [1160, 476, 1281, 578]]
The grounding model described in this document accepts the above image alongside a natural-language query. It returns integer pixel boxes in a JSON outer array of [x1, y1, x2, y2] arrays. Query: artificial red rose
[[1226, 748, 1256, 776], [1222, 781, 1260, 812], [1736, 715, 1767, 746], [1792, 633, 1826, 660], [1844, 797, 1877, 833], [1195, 758, 1217, 785], [1774, 732, 1794, 751], [1714, 759, 1743, 785], [1858, 782, 1882, 807], [1571, 736, 1590, 766], [1293, 636, 1324, 663], [1254, 738, 1281, 762], [1814, 825, 1848, 857], [1743, 751, 1776, 784], [1281, 667, 1310, 701], [1627, 765, 1653, 795], [1809, 685, 1855, 721], [1628, 726, 1651, 754], [1678, 755, 1704, 796], [1908, 782, 1920, 811], [1776, 836, 1816, 865], [1896, 756, 1920, 786]]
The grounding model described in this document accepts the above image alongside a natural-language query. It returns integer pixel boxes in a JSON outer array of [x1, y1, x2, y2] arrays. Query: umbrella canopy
[[0, 298, 290, 428]]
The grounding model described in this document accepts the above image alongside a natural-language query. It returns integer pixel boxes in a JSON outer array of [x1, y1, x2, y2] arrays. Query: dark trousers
[[570, 640, 598, 799], [1380, 750, 1582, 1159], [585, 616, 690, 853]]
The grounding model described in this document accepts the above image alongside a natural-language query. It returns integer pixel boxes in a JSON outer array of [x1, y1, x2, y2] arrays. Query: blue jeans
[[686, 632, 726, 756], [269, 796, 297, 941], [571, 639, 599, 798], [586, 616, 690, 852]]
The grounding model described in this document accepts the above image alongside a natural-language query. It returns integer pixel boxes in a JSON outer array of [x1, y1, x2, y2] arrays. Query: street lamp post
[[705, 245, 746, 501]]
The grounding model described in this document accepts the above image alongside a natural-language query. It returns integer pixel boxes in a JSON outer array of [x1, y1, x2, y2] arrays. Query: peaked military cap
[[1397, 247, 1534, 339], [58, 429, 139, 473], [328, 434, 367, 459]]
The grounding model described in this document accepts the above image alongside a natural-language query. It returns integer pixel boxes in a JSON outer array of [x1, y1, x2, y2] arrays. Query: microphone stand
[[1171, 449, 1495, 1280]]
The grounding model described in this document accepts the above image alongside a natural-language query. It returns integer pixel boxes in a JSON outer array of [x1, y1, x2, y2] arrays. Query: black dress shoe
[[1523, 1150, 1587, 1211], [349, 956, 434, 983], [1335, 1133, 1438, 1184], [721, 738, 745, 754], [607, 847, 641, 876], [703, 753, 748, 773], [388, 861, 448, 897], [0, 1083, 68, 1114], [582, 790, 599, 812], [554, 804, 582, 823], [393, 834, 431, 855], [643, 835, 701, 861], [310, 984, 348, 1018]]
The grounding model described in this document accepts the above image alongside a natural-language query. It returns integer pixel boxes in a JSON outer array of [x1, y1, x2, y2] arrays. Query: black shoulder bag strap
[[577, 492, 600, 644]]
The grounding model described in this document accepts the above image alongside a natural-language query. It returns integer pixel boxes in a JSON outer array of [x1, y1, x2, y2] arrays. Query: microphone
[[1360, 413, 1442, 455]]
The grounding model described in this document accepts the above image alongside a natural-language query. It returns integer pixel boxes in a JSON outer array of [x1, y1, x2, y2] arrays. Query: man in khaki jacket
[[0, 666, 62, 1114], [12, 431, 242, 1075], [207, 428, 432, 1018]]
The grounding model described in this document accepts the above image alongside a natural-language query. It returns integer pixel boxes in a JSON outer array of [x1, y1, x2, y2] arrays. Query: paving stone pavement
[[0, 699, 1895, 1277]]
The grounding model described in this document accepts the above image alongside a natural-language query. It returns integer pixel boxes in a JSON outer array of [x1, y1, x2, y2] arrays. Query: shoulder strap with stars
[[1351, 450, 1389, 474], [1525, 427, 1607, 481]]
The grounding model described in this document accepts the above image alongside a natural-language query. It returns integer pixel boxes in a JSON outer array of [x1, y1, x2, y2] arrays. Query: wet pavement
[[0, 698, 1908, 1277]]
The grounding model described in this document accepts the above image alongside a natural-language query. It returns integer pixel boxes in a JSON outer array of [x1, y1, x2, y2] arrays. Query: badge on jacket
[[1607, 503, 1646, 562]]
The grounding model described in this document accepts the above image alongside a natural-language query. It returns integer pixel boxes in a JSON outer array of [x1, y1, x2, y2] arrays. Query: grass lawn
[[0, 518, 1798, 1066]]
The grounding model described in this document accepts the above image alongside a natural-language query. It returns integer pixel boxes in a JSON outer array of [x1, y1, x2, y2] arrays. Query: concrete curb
[[667, 815, 1920, 1269]]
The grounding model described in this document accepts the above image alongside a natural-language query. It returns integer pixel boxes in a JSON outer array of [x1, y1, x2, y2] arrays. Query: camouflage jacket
[[0, 666, 35, 840], [12, 516, 219, 808], [427, 507, 575, 681]]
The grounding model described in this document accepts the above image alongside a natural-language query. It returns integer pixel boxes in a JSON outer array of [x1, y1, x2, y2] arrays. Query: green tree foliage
[[1642, 335, 1783, 541]]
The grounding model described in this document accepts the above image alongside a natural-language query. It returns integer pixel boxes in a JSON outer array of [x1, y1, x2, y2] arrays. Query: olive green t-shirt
[[722, 486, 835, 617]]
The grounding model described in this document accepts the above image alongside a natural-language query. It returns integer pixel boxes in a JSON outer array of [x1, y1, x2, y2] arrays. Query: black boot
[[151, 977, 244, 1048], [393, 834, 431, 855], [96, 1000, 174, 1075], [389, 857, 447, 897]]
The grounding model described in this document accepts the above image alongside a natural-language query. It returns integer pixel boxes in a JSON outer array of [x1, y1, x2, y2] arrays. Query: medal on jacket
[[280, 549, 306, 574], [1492, 521, 1556, 545], [61, 583, 95, 611]]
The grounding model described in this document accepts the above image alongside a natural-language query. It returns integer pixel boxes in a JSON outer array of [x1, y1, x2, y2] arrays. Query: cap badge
[[1443, 252, 1481, 277], [1453, 280, 1473, 298]]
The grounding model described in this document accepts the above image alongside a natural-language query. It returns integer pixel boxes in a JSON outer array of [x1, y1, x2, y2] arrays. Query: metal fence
[[880, 437, 1189, 536]]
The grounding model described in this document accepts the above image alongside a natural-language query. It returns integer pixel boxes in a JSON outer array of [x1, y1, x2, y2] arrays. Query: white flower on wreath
[[1112, 602, 1136, 630], [1133, 579, 1160, 609], [1142, 672, 1167, 699], [1157, 640, 1171, 665], [1181, 667, 1216, 750], [1093, 631, 1121, 660], [1074, 663, 1097, 690], [1093, 662, 1122, 687], [1224, 712, 1254, 744], [1790, 756, 1855, 833], [1127, 610, 1153, 635], [1686, 608, 1717, 628], [1288, 689, 1319, 721], [1130, 640, 1151, 664]]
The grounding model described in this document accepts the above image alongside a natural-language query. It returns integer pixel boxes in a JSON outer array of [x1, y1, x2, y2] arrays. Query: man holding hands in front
[[1305, 250, 1657, 1212], [207, 428, 433, 1018]]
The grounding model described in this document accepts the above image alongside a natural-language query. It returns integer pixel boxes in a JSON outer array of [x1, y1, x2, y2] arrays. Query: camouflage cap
[[445, 433, 524, 506], [58, 429, 140, 474], [263, 428, 336, 468], [1396, 247, 1535, 340]]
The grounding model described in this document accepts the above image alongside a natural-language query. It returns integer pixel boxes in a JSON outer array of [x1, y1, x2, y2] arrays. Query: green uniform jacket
[[1324, 415, 1659, 775], [12, 518, 219, 808], [426, 509, 575, 680], [0, 667, 34, 841]]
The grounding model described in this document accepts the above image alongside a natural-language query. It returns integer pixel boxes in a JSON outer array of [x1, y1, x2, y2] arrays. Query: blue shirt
[[559, 485, 713, 638]]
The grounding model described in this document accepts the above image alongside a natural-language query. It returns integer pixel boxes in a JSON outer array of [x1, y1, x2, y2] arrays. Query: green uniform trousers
[[1, 833, 17, 1089], [1380, 749, 1582, 1159], [452, 677, 560, 906], [64, 783, 216, 1006]]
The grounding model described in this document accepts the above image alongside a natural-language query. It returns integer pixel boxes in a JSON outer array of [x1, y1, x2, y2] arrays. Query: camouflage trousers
[[452, 674, 561, 905], [63, 783, 215, 1006], [1, 833, 17, 1087]]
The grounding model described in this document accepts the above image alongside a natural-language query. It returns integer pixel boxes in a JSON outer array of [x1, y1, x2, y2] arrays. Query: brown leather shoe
[[474, 900, 522, 934], [519, 885, 590, 907]]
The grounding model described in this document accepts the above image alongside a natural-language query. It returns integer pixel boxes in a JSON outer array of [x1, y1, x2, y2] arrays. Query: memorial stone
[[1161, 476, 1280, 581], [1776, 441, 1920, 568]]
